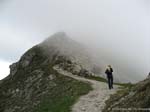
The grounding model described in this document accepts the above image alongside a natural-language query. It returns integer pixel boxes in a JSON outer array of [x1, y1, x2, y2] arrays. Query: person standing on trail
[[105, 65, 113, 89]]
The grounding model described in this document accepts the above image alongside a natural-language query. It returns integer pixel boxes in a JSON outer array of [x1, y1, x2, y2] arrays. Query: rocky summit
[[0, 32, 93, 112]]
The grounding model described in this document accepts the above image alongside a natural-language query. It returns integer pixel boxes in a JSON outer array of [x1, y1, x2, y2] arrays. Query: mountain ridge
[[0, 32, 94, 112]]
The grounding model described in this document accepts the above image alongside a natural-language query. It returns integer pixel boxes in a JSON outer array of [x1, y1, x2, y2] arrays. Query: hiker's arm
[[111, 68, 113, 72], [105, 69, 108, 74]]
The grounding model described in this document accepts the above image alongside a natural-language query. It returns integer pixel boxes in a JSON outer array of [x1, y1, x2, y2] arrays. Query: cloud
[[0, 26, 38, 61], [0, 0, 150, 81], [0, 59, 11, 80]]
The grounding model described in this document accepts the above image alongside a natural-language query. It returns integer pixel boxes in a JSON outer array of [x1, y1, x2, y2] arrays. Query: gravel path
[[54, 67, 119, 112]]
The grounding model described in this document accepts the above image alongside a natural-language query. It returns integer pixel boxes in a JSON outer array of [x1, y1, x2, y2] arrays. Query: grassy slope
[[33, 71, 92, 112], [0, 65, 92, 112], [32, 47, 93, 112]]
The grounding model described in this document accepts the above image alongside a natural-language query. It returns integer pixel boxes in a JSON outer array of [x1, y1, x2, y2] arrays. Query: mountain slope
[[103, 76, 150, 112], [0, 32, 93, 112]]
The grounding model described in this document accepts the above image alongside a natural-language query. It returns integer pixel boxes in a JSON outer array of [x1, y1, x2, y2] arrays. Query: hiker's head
[[108, 65, 111, 68]]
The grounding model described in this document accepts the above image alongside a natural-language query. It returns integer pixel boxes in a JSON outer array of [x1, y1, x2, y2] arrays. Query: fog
[[0, 0, 150, 82]]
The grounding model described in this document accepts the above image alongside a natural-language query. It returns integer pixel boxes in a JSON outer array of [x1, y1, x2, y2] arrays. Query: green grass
[[114, 82, 135, 89], [33, 72, 93, 112], [86, 75, 107, 83]]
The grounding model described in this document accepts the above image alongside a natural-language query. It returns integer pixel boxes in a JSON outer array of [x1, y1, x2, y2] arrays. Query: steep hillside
[[0, 32, 93, 112], [103, 76, 150, 112]]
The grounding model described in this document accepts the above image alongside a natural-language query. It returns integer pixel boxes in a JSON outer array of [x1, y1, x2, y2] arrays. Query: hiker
[[147, 72, 150, 78], [105, 65, 113, 89]]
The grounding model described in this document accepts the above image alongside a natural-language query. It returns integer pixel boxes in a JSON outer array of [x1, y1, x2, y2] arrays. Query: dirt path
[[54, 66, 119, 112]]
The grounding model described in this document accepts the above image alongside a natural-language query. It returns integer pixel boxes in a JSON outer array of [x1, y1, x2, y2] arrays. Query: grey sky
[[0, 0, 150, 81]]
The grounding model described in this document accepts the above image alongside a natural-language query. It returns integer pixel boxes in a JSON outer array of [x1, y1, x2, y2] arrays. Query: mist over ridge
[[0, 0, 150, 82]]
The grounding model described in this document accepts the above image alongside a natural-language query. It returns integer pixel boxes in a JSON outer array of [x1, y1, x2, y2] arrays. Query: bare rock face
[[53, 55, 93, 77], [19, 49, 36, 68], [9, 62, 18, 76]]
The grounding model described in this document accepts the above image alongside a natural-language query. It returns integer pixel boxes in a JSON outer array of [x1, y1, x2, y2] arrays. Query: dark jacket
[[105, 68, 113, 77]]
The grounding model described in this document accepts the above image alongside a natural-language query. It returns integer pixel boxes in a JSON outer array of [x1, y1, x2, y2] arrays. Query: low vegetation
[[33, 71, 92, 112]]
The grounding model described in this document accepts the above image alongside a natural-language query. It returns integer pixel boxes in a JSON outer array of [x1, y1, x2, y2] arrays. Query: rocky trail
[[54, 66, 119, 112]]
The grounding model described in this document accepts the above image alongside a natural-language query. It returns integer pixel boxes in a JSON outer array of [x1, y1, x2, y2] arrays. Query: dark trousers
[[107, 75, 113, 89]]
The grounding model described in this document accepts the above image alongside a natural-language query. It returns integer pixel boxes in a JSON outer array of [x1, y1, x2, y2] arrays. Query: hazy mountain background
[[0, 0, 150, 82]]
